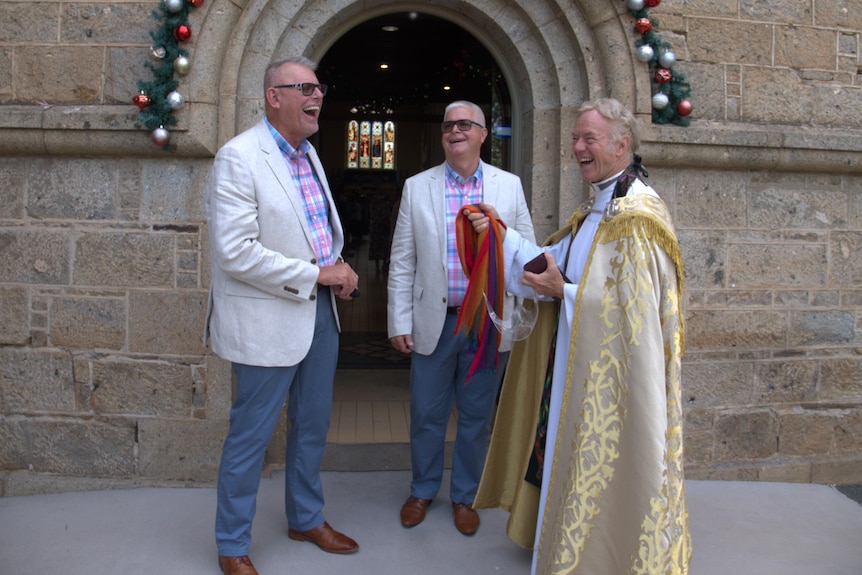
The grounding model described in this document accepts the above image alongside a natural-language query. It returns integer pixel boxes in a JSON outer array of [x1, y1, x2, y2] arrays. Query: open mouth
[[303, 105, 320, 117]]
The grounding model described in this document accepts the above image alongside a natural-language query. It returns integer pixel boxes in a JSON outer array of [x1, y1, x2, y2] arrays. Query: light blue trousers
[[408, 313, 508, 504], [215, 292, 338, 556]]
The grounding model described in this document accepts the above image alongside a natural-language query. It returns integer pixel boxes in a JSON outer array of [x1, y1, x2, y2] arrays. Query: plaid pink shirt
[[445, 162, 484, 307], [266, 118, 335, 266]]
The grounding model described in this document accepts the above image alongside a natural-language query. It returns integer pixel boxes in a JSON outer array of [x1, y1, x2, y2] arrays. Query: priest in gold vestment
[[468, 98, 691, 574]]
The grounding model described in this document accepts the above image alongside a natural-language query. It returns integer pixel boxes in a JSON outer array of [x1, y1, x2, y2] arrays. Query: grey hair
[[576, 98, 640, 153], [443, 100, 487, 128], [264, 57, 318, 92]]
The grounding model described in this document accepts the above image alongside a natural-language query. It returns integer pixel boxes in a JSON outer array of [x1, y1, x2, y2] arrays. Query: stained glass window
[[347, 120, 395, 170]]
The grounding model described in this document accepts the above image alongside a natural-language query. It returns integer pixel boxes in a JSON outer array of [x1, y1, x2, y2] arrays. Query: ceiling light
[[382, 25, 398, 32], [443, 85, 451, 91], [380, 63, 389, 70]]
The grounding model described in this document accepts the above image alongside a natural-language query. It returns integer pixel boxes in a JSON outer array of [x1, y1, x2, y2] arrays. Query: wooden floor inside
[[331, 237, 456, 445]]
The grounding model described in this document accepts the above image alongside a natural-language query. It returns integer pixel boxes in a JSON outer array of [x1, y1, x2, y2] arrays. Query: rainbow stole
[[455, 204, 506, 381]]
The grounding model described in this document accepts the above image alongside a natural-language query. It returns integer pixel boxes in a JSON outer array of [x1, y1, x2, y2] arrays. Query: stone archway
[[193, 0, 644, 237]]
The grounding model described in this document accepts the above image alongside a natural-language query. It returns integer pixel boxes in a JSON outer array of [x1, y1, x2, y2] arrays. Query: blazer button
[[310, 294, 316, 301], [310, 258, 318, 264]]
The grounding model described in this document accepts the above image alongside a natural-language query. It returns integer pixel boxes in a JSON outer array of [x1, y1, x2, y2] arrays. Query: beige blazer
[[205, 120, 344, 367], [387, 162, 536, 355]]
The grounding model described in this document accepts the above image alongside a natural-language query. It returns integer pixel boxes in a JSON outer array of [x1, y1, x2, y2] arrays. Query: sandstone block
[[685, 310, 786, 350], [0, 2, 59, 43], [740, 0, 812, 23], [137, 418, 228, 482], [811, 457, 862, 484], [49, 296, 126, 350], [141, 160, 208, 222], [775, 25, 837, 70], [61, 3, 153, 43], [74, 233, 173, 287], [778, 410, 837, 456], [674, 170, 747, 228], [831, 232, 862, 286], [0, 157, 26, 217], [754, 359, 819, 403], [682, 360, 754, 407], [831, 409, 862, 455], [688, 18, 773, 66], [678, 229, 726, 288], [728, 244, 827, 288], [0, 229, 70, 285], [749, 187, 848, 229], [0, 286, 29, 345], [0, 348, 75, 412], [91, 358, 193, 418], [788, 311, 855, 346], [27, 158, 117, 220], [714, 409, 778, 461], [820, 357, 862, 400], [814, 0, 862, 29], [25, 417, 136, 476], [128, 290, 208, 355], [14, 46, 104, 103]]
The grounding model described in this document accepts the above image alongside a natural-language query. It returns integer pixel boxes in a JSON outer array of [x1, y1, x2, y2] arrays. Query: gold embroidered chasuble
[[475, 189, 691, 574]]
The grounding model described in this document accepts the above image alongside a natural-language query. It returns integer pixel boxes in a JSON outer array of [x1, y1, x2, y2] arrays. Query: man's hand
[[317, 259, 359, 300], [522, 251, 566, 300], [390, 334, 413, 354], [463, 202, 504, 238]]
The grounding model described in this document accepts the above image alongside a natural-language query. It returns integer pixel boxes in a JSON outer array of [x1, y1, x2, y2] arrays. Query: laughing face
[[441, 105, 487, 166], [571, 109, 631, 183], [265, 62, 323, 147]]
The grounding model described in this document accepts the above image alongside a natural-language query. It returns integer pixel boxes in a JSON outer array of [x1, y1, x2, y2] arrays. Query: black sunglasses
[[441, 119, 485, 133], [272, 82, 328, 96]]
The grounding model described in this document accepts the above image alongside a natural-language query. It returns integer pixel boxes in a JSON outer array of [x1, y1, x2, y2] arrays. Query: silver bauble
[[626, 0, 646, 10], [652, 93, 669, 110], [659, 50, 677, 69], [164, 0, 184, 13], [173, 55, 191, 75], [151, 126, 171, 146], [167, 90, 185, 110], [150, 45, 167, 60], [636, 44, 655, 63]]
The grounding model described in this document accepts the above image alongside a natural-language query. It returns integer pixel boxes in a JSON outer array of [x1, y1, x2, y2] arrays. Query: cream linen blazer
[[205, 120, 344, 367], [387, 162, 535, 355]]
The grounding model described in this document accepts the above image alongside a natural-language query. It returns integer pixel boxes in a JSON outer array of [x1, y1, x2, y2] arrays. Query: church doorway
[[314, 11, 513, 361]]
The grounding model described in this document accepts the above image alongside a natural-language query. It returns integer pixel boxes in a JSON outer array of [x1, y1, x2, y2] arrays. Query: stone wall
[[0, 0, 861, 495]]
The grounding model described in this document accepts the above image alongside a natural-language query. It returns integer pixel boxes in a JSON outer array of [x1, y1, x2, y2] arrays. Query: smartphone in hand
[[523, 252, 548, 274]]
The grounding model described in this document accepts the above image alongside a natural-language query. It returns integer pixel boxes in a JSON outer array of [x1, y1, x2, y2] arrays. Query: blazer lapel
[[255, 121, 315, 245]]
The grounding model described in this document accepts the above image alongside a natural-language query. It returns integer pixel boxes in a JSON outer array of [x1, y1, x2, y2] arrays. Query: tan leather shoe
[[453, 502, 480, 535], [218, 555, 259, 575], [400, 495, 432, 528], [288, 521, 359, 554]]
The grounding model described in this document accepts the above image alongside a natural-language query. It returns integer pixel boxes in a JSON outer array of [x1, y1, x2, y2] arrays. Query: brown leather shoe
[[452, 502, 480, 535], [218, 555, 259, 575], [288, 521, 359, 554], [400, 495, 432, 527]]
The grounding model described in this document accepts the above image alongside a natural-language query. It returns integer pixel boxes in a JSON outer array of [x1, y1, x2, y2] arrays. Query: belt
[[446, 306, 461, 315]]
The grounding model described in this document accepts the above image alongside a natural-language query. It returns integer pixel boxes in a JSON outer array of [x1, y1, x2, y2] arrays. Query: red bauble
[[174, 24, 192, 42], [132, 92, 151, 110], [188, 0, 204, 6], [645, 0, 661, 7], [654, 67, 672, 83], [634, 18, 652, 34], [677, 99, 693, 116]]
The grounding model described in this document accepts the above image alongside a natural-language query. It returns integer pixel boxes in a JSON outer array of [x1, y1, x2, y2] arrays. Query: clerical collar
[[592, 170, 625, 194]]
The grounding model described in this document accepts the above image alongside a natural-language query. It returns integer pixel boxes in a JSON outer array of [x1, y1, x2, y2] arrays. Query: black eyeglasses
[[441, 119, 485, 133], [272, 82, 328, 96]]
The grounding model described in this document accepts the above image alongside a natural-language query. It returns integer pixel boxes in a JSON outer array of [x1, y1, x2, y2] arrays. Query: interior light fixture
[[380, 63, 389, 70], [443, 85, 451, 91], [382, 25, 398, 32]]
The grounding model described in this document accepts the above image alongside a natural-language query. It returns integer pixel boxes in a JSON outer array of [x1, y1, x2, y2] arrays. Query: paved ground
[[2, 470, 862, 575]]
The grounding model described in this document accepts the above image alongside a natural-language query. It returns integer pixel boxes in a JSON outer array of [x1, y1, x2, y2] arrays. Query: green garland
[[135, 0, 197, 150], [626, 0, 692, 126]]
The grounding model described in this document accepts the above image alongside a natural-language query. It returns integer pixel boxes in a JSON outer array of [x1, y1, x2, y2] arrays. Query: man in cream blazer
[[388, 100, 536, 537], [206, 57, 360, 575]]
